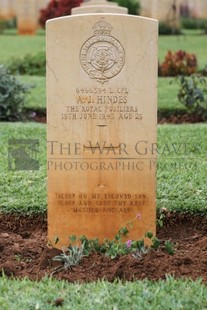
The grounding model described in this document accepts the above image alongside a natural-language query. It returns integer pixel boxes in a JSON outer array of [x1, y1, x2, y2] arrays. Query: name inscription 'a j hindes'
[[80, 18, 125, 84]]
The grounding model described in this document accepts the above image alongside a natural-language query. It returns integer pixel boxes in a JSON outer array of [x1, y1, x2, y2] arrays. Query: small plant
[[52, 242, 86, 273], [156, 213, 166, 228], [175, 75, 207, 120], [8, 52, 46, 76], [52, 213, 176, 274], [0, 65, 34, 121], [79, 213, 146, 259], [164, 240, 175, 255], [159, 50, 197, 77], [132, 241, 149, 259], [146, 232, 175, 255]]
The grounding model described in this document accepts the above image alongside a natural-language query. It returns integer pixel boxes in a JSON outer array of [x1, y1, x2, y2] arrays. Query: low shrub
[[175, 75, 207, 120], [181, 17, 207, 30], [159, 21, 181, 35], [200, 65, 207, 76], [0, 65, 33, 121], [39, 0, 82, 28], [0, 19, 6, 34], [110, 0, 140, 15], [159, 50, 197, 77], [8, 52, 46, 76]]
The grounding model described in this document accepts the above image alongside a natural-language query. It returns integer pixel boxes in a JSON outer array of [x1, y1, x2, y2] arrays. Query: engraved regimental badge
[[80, 18, 125, 84]]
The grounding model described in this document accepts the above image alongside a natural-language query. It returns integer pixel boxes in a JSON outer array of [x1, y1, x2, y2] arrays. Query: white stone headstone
[[72, 0, 128, 15], [0, 0, 13, 19], [188, 0, 207, 18], [47, 14, 158, 249], [16, 0, 38, 35], [140, 0, 180, 29]]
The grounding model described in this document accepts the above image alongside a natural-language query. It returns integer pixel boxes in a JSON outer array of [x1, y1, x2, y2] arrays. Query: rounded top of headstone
[[92, 17, 112, 35]]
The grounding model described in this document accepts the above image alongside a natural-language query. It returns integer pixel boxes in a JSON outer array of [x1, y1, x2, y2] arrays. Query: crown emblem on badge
[[92, 18, 113, 36], [80, 18, 125, 84]]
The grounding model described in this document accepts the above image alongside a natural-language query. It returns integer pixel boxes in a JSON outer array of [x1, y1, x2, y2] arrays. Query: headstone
[[152, 0, 179, 22], [37, 0, 50, 27], [140, 0, 153, 18], [9, 0, 16, 18], [47, 14, 158, 249], [38, 0, 50, 11], [72, 0, 128, 15], [203, 1, 207, 18], [140, 0, 180, 29], [188, 0, 207, 18], [16, 0, 38, 35], [0, 0, 13, 19]]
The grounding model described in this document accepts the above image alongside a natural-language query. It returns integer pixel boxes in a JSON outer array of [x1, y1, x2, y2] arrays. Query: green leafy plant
[[159, 50, 197, 77], [0, 65, 34, 121], [52, 213, 176, 274], [0, 19, 6, 34], [52, 242, 86, 273], [54, 212, 175, 267], [145, 232, 160, 250], [132, 242, 149, 259], [164, 240, 175, 255], [156, 213, 166, 228], [200, 65, 207, 77], [110, 0, 140, 15], [181, 17, 207, 30], [175, 75, 207, 120], [8, 52, 46, 76], [146, 232, 175, 255], [79, 214, 147, 259], [159, 21, 181, 35]]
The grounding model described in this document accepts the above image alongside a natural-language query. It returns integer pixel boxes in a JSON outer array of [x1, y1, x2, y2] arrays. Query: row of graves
[[0, 0, 207, 35]]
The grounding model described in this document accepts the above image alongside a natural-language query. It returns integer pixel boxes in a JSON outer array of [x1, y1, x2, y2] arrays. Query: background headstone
[[38, 0, 50, 12], [140, 0, 153, 18], [9, 0, 16, 18], [0, 0, 13, 19], [16, 0, 38, 35], [47, 14, 158, 249], [37, 0, 50, 27], [140, 0, 180, 29], [72, 0, 128, 14], [188, 0, 207, 18]]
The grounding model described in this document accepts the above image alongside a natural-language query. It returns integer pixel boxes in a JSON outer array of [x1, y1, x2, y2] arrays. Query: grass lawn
[[20, 75, 46, 110], [0, 122, 206, 215], [0, 276, 206, 309], [1, 30, 206, 113], [0, 33, 45, 64], [0, 123, 46, 214], [159, 30, 207, 70], [1, 30, 207, 70]]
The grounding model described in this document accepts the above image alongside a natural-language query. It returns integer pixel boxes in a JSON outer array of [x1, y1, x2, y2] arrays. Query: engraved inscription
[[80, 18, 125, 84], [55, 192, 148, 214], [60, 87, 143, 121]]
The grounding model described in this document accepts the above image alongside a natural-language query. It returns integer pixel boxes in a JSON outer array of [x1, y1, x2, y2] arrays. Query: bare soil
[[158, 113, 205, 124], [0, 213, 207, 283]]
